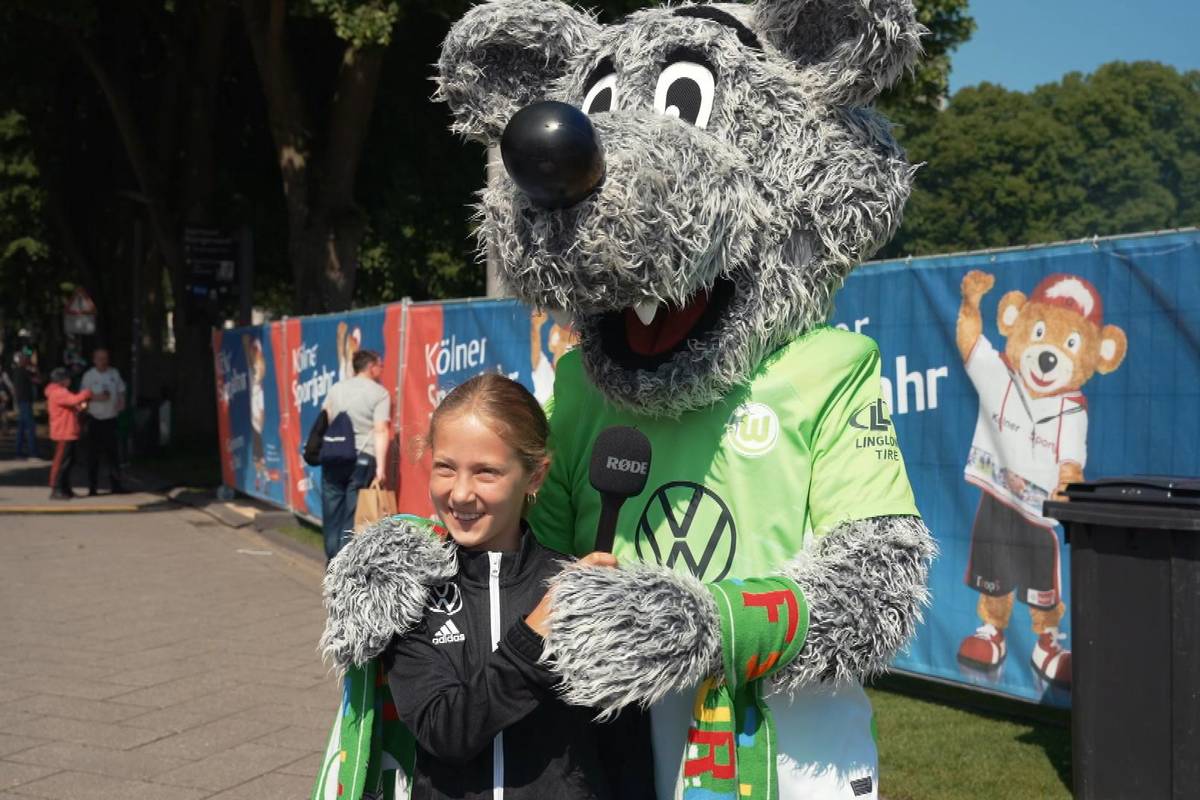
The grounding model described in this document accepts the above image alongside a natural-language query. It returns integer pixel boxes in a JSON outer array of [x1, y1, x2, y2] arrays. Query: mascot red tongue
[[625, 295, 709, 356], [320, 2, 937, 799]]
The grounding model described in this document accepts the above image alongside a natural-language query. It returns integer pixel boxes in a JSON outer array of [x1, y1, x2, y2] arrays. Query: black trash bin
[[1045, 477, 1200, 800]]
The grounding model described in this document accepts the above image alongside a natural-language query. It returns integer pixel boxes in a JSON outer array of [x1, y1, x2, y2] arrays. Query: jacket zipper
[[489, 551, 504, 800]]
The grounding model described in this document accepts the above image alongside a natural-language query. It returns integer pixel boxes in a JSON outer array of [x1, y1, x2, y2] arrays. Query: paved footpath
[[0, 502, 335, 799]]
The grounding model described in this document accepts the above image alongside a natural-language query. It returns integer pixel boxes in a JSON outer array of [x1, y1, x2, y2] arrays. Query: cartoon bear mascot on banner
[[955, 270, 1127, 690], [318, 2, 936, 798]]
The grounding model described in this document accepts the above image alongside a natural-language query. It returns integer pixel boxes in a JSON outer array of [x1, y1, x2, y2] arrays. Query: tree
[[885, 62, 1200, 257], [240, 0, 395, 313], [0, 111, 56, 337], [878, 0, 975, 134]]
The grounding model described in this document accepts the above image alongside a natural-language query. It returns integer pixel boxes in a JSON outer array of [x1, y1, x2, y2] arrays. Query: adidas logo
[[432, 620, 465, 645]]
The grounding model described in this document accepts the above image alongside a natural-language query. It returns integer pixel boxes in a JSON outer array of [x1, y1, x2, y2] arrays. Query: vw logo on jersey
[[635, 482, 736, 582], [725, 402, 780, 458], [426, 583, 463, 616]]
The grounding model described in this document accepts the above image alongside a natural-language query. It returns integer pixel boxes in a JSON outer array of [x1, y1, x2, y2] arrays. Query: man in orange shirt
[[45, 368, 92, 500]]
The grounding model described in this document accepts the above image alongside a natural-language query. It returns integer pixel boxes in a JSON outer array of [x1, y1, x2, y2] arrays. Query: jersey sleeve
[[808, 341, 920, 539], [964, 334, 1008, 393], [387, 619, 556, 765], [527, 387, 579, 555]]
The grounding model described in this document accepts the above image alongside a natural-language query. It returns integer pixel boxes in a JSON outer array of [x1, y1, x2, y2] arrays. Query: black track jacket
[[384, 527, 655, 800]]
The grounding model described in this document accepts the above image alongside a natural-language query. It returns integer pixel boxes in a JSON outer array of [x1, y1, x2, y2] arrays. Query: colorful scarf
[[312, 659, 416, 800], [682, 577, 809, 800]]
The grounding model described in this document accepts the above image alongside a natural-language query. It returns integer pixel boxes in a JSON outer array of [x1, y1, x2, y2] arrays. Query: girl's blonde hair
[[427, 373, 549, 476]]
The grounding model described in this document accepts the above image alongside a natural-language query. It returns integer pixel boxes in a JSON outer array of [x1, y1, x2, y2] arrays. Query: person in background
[[81, 347, 127, 495], [320, 349, 390, 561], [0, 365, 14, 440], [12, 349, 41, 459], [45, 367, 92, 499]]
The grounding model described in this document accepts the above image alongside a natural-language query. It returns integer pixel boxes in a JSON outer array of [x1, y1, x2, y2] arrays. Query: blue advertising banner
[[831, 230, 1200, 705], [240, 327, 289, 506], [213, 230, 1197, 707], [397, 299, 575, 515], [212, 325, 288, 505], [286, 308, 398, 520]]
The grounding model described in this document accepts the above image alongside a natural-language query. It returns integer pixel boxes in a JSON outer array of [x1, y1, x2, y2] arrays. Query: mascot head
[[437, 0, 924, 415]]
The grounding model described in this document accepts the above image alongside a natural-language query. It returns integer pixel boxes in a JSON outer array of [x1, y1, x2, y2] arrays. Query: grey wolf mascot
[[321, 2, 935, 798]]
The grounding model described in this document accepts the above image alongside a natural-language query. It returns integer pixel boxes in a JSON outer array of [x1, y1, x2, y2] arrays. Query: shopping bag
[[354, 481, 397, 530]]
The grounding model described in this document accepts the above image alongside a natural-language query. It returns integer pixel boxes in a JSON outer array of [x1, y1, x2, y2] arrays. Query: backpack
[[320, 411, 357, 466], [303, 410, 328, 467]]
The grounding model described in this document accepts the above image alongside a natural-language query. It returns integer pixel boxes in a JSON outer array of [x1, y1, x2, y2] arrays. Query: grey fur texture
[[543, 561, 721, 712], [435, 0, 600, 142], [543, 516, 934, 711], [753, 0, 925, 106], [436, 0, 935, 721], [320, 517, 458, 672], [438, 0, 923, 416], [771, 515, 936, 693]]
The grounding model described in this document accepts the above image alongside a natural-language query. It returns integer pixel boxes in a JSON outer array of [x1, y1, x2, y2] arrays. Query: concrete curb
[[0, 503, 144, 514]]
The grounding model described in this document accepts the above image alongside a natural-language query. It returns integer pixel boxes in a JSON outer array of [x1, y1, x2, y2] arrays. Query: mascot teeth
[[633, 301, 658, 326]]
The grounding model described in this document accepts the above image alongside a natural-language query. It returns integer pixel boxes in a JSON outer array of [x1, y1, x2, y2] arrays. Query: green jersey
[[529, 326, 919, 581], [530, 326, 921, 798]]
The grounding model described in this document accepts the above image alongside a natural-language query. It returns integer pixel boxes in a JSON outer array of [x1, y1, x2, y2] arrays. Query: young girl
[[385, 373, 655, 800]]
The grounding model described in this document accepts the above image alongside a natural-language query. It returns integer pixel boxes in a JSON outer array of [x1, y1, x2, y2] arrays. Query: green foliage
[[0, 110, 56, 327], [886, 62, 1200, 257], [0, 113, 46, 261], [879, 0, 976, 132], [310, 0, 403, 47]]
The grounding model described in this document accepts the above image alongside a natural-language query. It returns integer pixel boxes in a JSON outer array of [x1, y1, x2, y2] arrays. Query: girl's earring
[[526, 492, 538, 506]]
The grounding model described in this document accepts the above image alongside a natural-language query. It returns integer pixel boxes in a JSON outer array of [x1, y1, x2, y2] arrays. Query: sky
[[948, 0, 1200, 94]]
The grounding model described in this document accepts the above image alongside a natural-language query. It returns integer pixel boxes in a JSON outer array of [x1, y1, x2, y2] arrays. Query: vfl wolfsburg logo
[[427, 583, 463, 616], [725, 402, 780, 458], [635, 482, 736, 582]]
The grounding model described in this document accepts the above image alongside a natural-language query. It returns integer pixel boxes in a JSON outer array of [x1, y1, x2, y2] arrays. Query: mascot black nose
[[1039, 351, 1058, 373], [500, 101, 604, 209]]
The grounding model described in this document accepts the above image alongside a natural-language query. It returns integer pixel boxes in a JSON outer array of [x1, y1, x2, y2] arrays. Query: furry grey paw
[[319, 517, 457, 672], [544, 562, 721, 714], [772, 515, 935, 693]]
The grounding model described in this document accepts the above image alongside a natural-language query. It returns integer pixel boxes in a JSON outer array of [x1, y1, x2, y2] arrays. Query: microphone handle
[[594, 494, 624, 553]]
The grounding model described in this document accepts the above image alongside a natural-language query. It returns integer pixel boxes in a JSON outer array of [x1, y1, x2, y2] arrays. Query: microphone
[[588, 426, 652, 553]]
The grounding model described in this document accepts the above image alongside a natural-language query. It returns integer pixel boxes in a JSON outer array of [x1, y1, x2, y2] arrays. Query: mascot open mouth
[[598, 276, 735, 368]]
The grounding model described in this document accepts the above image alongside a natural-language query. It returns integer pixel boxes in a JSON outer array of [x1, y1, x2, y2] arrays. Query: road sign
[[184, 228, 237, 292], [63, 287, 96, 335]]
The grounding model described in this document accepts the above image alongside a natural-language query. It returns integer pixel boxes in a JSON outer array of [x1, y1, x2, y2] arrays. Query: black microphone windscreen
[[588, 426, 652, 498]]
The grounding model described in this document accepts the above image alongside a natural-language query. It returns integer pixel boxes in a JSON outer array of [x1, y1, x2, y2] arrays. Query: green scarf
[[312, 659, 416, 800], [682, 577, 809, 800], [313, 514, 445, 800]]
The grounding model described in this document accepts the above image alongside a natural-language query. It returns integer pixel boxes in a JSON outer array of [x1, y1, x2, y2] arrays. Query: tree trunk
[[168, 0, 229, 447], [69, 11, 225, 447], [242, 0, 384, 313]]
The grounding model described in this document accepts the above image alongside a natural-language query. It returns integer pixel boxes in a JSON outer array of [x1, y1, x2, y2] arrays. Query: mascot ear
[[436, 0, 599, 142], [751, 0, 924, 105], [1096, 324, 1128, 374], [997, 291, 1026, 337]]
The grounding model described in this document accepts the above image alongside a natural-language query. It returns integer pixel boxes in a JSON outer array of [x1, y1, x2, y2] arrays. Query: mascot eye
[[582, 70, 618, 115], [1033, 322, 1046, 341], [1066, 332, 1081, 353], [654, 61, 715, 128]]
